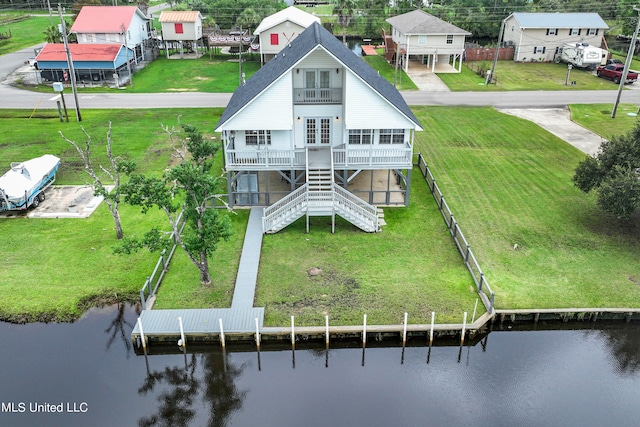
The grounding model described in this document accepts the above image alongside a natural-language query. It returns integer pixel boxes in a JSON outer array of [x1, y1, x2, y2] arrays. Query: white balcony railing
[[293, 88, 342, 104], [225, 145, 412, 169]]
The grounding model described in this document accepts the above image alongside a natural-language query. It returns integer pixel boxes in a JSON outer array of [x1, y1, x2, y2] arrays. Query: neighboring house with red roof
[[35, 43, 134, 84], [70, 6, 151, 63], [158, 10, 204, 58], [253, 6, 320, 65]]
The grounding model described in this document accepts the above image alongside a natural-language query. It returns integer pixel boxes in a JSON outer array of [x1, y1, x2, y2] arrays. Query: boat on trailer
[[0, 154, 60, 212]]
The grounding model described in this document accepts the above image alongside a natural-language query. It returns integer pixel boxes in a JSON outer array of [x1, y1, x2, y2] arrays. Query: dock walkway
[[361, 45, 377, 56], [132, 207, 265, 338]]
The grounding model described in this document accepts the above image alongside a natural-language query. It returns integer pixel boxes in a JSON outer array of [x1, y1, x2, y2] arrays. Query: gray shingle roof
[[386, 9, 471, 35], [216, 22, 421, 130], [509, 12, 608, 29]]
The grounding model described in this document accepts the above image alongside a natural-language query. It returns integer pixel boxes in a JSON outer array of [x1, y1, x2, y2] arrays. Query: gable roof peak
[[216, 21, 421, 131]]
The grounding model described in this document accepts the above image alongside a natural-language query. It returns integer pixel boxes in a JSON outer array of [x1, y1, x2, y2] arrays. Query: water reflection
[[1, 305, 640, 426], [596, 326, 640, 375]]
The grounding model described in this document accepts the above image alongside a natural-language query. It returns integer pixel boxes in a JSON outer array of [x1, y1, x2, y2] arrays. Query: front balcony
[[293, 88, 342, 104], [224, 144, 413, 170]]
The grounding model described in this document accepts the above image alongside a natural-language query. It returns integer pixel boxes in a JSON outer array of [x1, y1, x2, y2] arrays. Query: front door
[[305, 117, 331, 146]]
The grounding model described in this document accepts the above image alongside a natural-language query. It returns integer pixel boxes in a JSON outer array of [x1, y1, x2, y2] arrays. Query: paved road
[[3, 43, 640, 109], [4, 81, 640, 110]]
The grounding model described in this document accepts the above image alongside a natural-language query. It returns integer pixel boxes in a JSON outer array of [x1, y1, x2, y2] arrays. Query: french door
[[305, 118, 331, 145]]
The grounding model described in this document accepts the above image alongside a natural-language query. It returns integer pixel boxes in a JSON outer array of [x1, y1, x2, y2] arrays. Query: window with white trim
[[569, 28, 581, 35], [534, 46, 546, 54], [245, 130, 271, 145], [379, 129, 404, 144], [587, 28, 598, 36], [546, 28, 557, 35], [446, 35, 453, 44], [349, 129, 373, 144], [418, 35, 426, 45]]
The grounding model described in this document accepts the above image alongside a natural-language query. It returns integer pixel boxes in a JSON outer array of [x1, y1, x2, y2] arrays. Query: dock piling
[[137, 317, 147, 355], [429, 312, 435, 346], [291, 316, 295, 348], [255, 317, 260, 350], [325, 315, 329, 348], [363, 314, 367, 348], [178, 316, 186, 352], [461, 312, 467, 345], [402, 312, 408, 347], [219, 318, 226, 349]]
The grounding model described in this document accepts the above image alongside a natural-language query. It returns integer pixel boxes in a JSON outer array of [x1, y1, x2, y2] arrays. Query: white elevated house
[[253, 6, 320, 65], [158, 10, 204, 58], [386, 9, 470, 73], [216, 22, 423, 234], [502, 12, 608, 63], [71, 6, 151, 63]]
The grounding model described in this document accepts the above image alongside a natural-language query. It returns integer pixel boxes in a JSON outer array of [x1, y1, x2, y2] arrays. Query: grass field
[[2, 105, 640, 324], [0, 108, 226, 322], [570, 103, 640, 139], [438, 60, 640, 91], [413, 106, 640, 309], [0, 14, 49, 56]]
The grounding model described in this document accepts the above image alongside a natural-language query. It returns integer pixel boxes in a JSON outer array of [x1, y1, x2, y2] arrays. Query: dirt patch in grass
[[273, 269, 361, 317]]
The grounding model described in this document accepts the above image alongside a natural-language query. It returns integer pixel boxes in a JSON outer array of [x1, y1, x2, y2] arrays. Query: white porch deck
[[224, 145, 413, 170]]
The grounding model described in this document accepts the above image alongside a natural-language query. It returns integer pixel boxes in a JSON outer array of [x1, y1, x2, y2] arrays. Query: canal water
[[1, 304, 640, 426]]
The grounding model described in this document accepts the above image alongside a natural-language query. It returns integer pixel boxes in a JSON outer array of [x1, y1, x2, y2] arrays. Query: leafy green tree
[[119, 124, 232, 285], [573, 123, 640, 219], [333, 0, 358, 43], [59, 122, 135, 240]]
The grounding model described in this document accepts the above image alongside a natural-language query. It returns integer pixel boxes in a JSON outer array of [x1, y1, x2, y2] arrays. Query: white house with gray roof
[[254, 6, 320, 65], [216, 22, 422, 233], [503, 12, 608, 63], [386, 9, 471, 73]]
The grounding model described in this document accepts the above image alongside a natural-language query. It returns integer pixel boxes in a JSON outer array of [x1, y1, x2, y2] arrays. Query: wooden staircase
[[262, 147, 380, 234]]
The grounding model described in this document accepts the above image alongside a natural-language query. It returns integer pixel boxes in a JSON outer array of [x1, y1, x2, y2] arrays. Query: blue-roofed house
[[215, 22, 423, 234], [503, 12, 608, 62]]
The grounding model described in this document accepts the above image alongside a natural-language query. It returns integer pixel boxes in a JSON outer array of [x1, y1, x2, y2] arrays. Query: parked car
[[596, 64, 639, 84], [606, 58, 623, 65]]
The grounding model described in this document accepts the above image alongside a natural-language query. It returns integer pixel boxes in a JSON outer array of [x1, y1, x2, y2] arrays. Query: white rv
[[559, 43, 607, 69]]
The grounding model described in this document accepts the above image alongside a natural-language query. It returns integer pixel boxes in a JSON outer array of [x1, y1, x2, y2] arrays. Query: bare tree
[[60, 122, 135, 239]]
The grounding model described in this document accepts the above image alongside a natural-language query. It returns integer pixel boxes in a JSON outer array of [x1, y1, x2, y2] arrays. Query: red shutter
[[270, 33, 279, 45], [175, 23, 184, 34]]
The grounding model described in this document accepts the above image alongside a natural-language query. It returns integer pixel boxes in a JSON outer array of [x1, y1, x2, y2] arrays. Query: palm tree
[[236, 8, 261, 35], [333, 0, 358, 44], [43, 25, 61, 43]]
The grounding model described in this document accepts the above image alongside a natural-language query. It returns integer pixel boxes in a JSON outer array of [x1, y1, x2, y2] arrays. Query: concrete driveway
[[497, 107, 605, 156]]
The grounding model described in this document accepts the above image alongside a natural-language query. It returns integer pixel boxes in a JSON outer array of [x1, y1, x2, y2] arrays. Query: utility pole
[[47, 0, 52, 25], [239, 26, 243, 86], [121, 23, 134, 89], [59, 4, 81, 121], [612, 6, 640, 118], [487, 18, 506, 85]]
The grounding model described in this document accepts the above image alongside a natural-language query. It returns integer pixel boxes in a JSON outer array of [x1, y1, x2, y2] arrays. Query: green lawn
[[2, 105, 640, 324], [253, 175, 477, 326], [363, 54, 418, 91], [413, 106, 640, 309], [0, 108, 225, 322], [570, 103, 640, 139], [438, 60, 638, 91], [0, 14, 50, 56], [128, 55, 261, 93]]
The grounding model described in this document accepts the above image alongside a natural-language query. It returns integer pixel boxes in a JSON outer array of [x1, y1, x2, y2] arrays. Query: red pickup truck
[[596, 64, 639, 84]]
